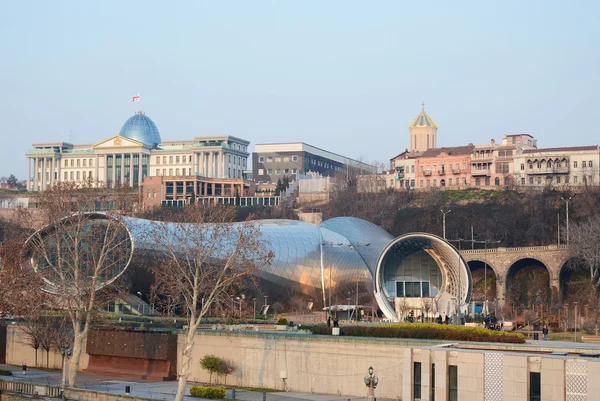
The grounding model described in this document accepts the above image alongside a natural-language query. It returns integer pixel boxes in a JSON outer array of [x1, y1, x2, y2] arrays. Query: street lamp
[[574, 301, 579, 342], [60, 347, 72, 388], [364, 366, 379, 401], [560, 196, 573, 245], [440, 209, 451, 239], [136, 291, 143, 315], [235, 296, 242, 319]]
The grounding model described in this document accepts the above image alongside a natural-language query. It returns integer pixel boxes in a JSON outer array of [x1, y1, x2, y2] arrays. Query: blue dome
[[119, 111, 161, 147]]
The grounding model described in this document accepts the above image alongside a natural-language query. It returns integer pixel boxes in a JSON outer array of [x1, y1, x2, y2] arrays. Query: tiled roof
[[522, 146, 598, 154], [408, 105, 438, 128], [421, 145, 475, 158]]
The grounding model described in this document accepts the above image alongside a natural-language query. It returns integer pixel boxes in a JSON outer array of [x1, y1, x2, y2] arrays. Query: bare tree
[[21, 316, 45, 367], [568, 215, 600, 288], [148, 204, 273, 401], [15, 181, 137, 386]]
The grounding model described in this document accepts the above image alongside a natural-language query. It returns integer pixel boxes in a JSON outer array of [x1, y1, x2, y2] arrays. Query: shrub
[[0, 369, 12, 376], [277, 318, 288, 325], [309, 324, 525, 344], [190, 386, 226, 399]]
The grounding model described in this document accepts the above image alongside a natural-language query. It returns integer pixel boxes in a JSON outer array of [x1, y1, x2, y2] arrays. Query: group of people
[[484, 314, 504, 331], [326, 316, 339, 327]]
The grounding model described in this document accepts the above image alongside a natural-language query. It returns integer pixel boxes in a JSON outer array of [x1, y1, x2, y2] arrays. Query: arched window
[[495, 177, 500, 186], [547, 160, 552, 168], [475, 178, 481, 186], [485, 177, 490, 186]]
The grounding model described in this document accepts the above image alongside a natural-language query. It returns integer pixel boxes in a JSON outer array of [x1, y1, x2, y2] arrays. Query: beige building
[[26, 111, 250, 192], [409, 104, 438, 152], [388, 150, 421, 189], [513, 145, 600, 188]]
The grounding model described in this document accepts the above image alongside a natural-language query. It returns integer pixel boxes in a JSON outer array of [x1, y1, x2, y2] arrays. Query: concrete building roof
[[522, 145, 599, 154]]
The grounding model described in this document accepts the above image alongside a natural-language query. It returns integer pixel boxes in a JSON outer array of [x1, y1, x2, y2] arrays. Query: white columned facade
[[41, 157, 47, 190], [129, 153, 134, 187], [138, 153, 143, 186], [95, 155, 99, 183], [111, 154, 116, 187], [120, 154, 125, 183], [56, 157, 61, 185], [33, 157, 38, 190], [27, 158, 31, 191], [50, 156, 55, 187]]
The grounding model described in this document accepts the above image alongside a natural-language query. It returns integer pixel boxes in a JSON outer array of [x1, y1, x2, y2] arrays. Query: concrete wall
[[4, 325, 89, 371], [180, 331, 426, 399]]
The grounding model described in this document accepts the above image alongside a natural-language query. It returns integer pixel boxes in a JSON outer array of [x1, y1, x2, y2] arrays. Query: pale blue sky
[[1, 1, 599, 179]]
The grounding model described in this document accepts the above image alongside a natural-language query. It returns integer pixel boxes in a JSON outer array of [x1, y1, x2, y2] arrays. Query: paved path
[[0, 365, 362, 401]]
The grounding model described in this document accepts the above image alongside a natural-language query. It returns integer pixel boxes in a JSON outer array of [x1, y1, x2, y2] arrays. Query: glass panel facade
[[384, 250, 441, 298]]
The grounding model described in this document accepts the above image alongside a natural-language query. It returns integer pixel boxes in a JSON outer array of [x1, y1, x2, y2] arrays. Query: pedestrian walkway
[[0, 365, 363, 401]]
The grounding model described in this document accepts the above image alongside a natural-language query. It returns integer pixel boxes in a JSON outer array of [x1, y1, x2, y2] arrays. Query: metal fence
[[0, 379, 62, 398]]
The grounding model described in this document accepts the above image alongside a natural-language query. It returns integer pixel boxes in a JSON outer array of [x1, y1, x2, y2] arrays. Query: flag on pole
[[130, 94, 140, 103]]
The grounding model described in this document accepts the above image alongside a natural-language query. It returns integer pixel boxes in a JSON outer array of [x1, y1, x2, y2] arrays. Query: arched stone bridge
[[460, 244, 572, 304]]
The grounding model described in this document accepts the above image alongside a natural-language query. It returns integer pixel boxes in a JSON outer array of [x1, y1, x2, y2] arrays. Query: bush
[[0, 369, 12, 376], [190, 386, 226, 399], [277, 318, 288, 325], [309, 324, 525, 344]]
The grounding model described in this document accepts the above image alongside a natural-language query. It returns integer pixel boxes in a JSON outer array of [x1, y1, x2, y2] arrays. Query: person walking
[[542, 325, 549, 340], [437, 314, 443, 324], [327, 316, 331, 327]]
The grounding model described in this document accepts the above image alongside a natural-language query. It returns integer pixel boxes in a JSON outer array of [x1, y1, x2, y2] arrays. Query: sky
[[1, 1, 599, 179]]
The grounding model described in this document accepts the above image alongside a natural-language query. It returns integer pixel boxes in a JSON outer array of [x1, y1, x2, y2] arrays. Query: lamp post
[[136, 291, 143, 315], [60, 347, 72, 388], [253, 297, 257, 319], [347, 297, 351, 321], [574, 301, 579, 342], [440, 209, 451, 239], [235, 296, 242, 318], [364, 366, 379, 401], [560, 196, 573, 244]]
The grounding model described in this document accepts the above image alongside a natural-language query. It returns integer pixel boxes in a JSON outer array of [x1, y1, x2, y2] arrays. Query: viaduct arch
[[461, 245, 571, 305]]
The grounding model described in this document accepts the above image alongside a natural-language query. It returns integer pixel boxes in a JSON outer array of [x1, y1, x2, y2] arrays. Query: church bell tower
[[409, 103, 438, 152]]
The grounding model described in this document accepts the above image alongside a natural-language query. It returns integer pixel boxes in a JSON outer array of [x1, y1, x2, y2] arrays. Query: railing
[[0, 379, 62, 398], [27, 148, 56, 154], [162, 196, 281, 208], [527, 166, 570, 175], [423, 171, 432, 176], [471, 169, 491, 176], [62, 149, 94, 154], [460, 244, 569, 254], [452, 169, 461, 174], [438, 170, 446, 175]]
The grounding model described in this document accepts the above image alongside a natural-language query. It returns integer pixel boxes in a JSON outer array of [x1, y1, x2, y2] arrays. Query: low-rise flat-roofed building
[[252, 142, 375, 184], [26, 111, 251, 197]]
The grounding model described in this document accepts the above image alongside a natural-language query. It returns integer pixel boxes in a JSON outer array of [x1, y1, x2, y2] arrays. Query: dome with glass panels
[[119, 111, 161, 147]]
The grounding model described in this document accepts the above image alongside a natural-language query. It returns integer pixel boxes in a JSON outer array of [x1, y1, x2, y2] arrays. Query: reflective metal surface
[[119, 111, 161, 147]]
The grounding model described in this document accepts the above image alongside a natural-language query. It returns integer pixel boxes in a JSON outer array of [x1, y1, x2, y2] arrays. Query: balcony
[[452, 169, 461, 174], [423, 170, 432, 176], [471, 169, 491, 176], [528, 166, 570, 175], [438, 170, 446, 175]]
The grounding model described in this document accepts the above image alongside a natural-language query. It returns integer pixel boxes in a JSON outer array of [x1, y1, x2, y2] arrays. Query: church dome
[[119, 111, 161, 147]]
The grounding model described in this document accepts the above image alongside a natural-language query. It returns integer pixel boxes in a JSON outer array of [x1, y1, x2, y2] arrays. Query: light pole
[[137, 291, 143, 315], [347, 297, 351, 321], [364, 366, 379, 401], [574, 301, 579, 342], [440, 209, 451, 239], [253, 297, 257, 319], [60, 347, 72, 388], [235, 297, 242, 318], [560, 196, 573, 244]]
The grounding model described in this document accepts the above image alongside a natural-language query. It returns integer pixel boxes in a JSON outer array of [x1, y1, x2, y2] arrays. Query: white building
[[513, 145, 600, 188], [26, 111, 250, 191]]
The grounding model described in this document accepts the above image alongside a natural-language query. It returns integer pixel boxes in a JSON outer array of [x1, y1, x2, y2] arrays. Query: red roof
[[421, 145, 474, 158]]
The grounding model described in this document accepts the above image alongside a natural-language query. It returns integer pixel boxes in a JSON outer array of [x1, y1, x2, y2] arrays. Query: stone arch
[[467, 260, 498, 301], [559, 257, 591, 303], [506, 257, 551, 309]]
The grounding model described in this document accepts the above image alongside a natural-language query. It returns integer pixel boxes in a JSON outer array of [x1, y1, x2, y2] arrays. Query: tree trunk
[[68, 329, 86, 386], [174, 328, 197, 401]]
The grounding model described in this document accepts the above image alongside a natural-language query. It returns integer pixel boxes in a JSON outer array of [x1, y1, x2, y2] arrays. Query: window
[[589, 161, 593, 167], [583, 161, 587, 168], [449, 178, 453, 185], [76, 159, 80, 167], [537, 177, 542, 184], [176, 156, 180, 164], [396, 282, 404, 297], [413, 362, 422, 400], [258, 169, 264, 175], [574, 176, 578, 183], [70, 159, 74, 167], [521, 163, 525, 170], [411, 165, 415, 173], [557, 176, 561, 184], [70, 172, 74, 180], [169, 168, 173, 176], [566, 176, 570, 183], [169, 156, 173, 164], [229, 155, 231, 163], [275, 157, 281, 162], [83, 171, 87, 180], [276, 169, 281, 174], [89, 159, 93, 167], [163, 156, 166, 164], [574, 161, 578, 168], [426, 180, 430, 187], [267, 169, 273, 174], [448, 365, 458, 401], [267, 156, 273, 162], [292, 155, 298, 161], [292, 168, 298, 174], [156, 157, 161, 164], [283, 157, 290, 162], [421, 282, 430, 297], [529, 372, 540, 401], [521, 178, 525, 185], [162, 169, 166, 176], [183, 156, 187, 163], [64, 172, 68, 180], [175, 168, 180, 176], [76, 171, 80, 180], [529, 177, 534, 184], [284, 168, 289, 174], [156, 169, 160, 176], [83, 159, 87, 167], [259, 156, 265, 163], [411, 180, 415, 187]]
